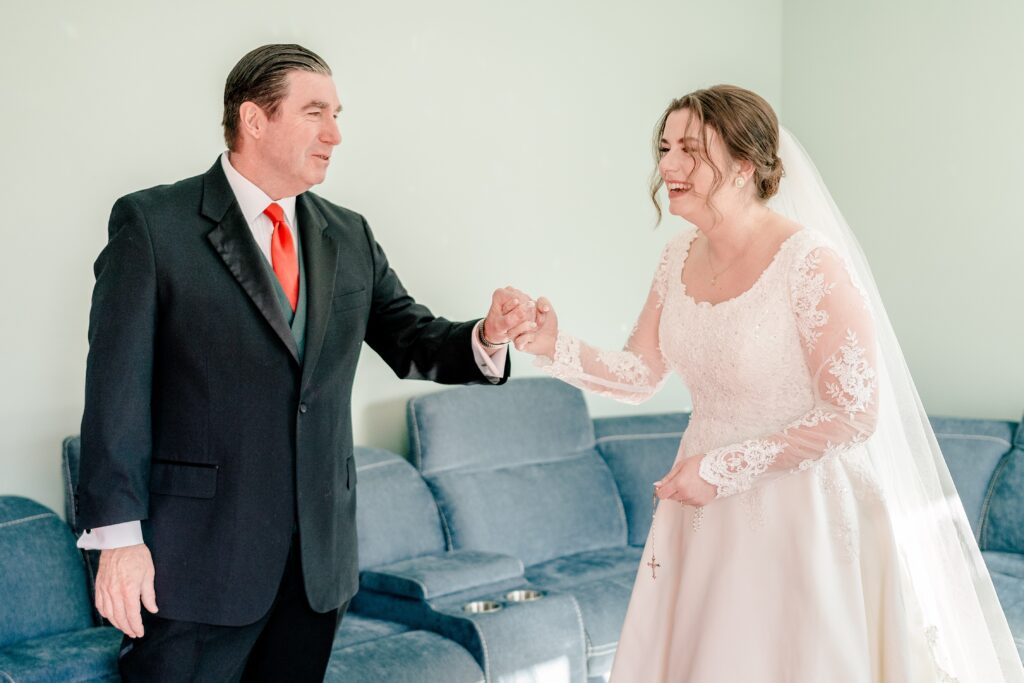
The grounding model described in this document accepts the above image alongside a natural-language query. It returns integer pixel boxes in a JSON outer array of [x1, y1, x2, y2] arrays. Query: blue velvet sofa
[[3, 377, 1019, 681]]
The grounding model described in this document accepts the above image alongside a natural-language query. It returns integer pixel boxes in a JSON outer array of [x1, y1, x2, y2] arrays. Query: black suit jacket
[[76, 159, 508, 626]]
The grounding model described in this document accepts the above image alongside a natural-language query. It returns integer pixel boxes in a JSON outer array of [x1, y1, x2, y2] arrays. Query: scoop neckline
[[677, 228, 805, 309]]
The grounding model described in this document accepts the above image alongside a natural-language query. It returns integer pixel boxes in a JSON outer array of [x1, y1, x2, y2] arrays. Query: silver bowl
[[504, 589, 546, 602], [462, 600, 503, 614]]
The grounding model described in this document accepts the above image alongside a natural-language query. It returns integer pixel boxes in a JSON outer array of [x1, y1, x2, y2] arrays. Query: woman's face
[[658, 108, 738, 221]]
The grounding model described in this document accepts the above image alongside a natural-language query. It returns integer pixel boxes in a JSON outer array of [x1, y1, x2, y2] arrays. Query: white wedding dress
[[538, 226, 956, 681]]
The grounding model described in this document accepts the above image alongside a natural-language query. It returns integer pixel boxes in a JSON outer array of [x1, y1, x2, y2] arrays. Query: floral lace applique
[[791, 251, 836, 350], [925, 626, 960, 683], [825, 330, 877, 417], [597, 349, 652, 386], [699, 439, 787, 498], [651, 237, 679, 308]]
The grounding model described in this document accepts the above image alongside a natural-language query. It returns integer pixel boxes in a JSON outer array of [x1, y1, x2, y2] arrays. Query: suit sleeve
[[360, 217, 510, 385], [77, 196, 157, 530]]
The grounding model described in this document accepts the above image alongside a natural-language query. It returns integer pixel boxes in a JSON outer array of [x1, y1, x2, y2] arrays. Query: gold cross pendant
[[647, 554, 661, 579]]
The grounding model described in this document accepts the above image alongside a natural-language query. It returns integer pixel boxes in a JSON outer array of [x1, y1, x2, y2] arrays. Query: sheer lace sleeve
[[697, 245, 879, 498], [533, 238, 678, 405]]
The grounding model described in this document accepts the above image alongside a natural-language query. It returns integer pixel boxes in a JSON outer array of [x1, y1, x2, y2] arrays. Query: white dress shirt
[[77, 153, 507, 550]]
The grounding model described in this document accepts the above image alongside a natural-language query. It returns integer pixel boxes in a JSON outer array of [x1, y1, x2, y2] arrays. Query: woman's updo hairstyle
[[650, 84, 784, 222]]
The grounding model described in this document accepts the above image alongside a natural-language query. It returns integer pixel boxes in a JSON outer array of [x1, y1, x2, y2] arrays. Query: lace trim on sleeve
[[698, 439, 787, 498], [791, 250, 835, 350], [596, 349, 652, 386], [825, 330, 877, 418]]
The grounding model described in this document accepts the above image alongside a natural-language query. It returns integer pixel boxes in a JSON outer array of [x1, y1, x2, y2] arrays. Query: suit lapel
[[202, 162, 300, 364], [297, 194, 338, 390]]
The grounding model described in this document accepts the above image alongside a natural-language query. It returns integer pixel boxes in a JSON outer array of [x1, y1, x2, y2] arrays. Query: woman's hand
[[512, 296, 558, 358], [655, 454, 718, 507]]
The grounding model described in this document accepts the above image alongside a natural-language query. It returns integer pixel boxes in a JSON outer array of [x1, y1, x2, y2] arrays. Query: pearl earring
[[735, 176, 746, 188]]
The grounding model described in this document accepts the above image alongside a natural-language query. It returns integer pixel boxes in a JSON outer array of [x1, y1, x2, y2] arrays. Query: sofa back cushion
[[929, 417, 1017, 542], [0, 497, 93, 648], [353, 448, 447, 570], [407, 378, 627, 566], [594, 413, 690, 546], [980, 414, 1024, 553]]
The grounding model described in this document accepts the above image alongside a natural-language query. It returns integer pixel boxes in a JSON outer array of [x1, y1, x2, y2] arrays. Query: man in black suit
[[75, 44, 537, 681]]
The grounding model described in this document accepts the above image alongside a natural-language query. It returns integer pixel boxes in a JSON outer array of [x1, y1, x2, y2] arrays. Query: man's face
[[257, 70, 342, 197]]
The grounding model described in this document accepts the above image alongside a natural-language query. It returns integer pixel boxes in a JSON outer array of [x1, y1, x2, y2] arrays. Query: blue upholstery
[[984, 552, 1024, 658], [409, 378, 595, 474], [362, 550, 524, 600], [0, 498, 94, 648], [327, 630, 484, 682], [353, 448, 448, 569], [929, 417, 1017, 541], [409, 380, 627, 567], [982, 415, 1024, 555], [0, 496, 120, 682], [0, 628, 121, 683], [594, 414, 689, 547]]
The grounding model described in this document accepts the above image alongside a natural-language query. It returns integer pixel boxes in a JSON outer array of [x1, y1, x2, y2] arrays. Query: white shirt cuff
[[77, 521, 144, 550], [471, 320, 507, 383]]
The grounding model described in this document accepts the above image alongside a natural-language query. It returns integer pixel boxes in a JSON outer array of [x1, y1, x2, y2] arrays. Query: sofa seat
[[326, 629, 483, 683], [983, 551, 1024, 658], [525, 546, 644, 674], [0, 627, 121, 683], [334, 613, 412, 649]]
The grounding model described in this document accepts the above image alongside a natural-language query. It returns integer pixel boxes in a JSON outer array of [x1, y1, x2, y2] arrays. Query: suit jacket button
[[299, 403, 308, 414]]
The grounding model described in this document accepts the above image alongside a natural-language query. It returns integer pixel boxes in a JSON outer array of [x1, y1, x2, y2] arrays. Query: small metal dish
[[504, 589, 546, 602], [462, 600, 503, 614]]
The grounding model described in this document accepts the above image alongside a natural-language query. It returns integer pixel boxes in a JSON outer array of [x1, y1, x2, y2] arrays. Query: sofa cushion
[[408, 378, 595, 474], [0, 497, 94, 649], [362, 550, 524, 600], [354, 448, 447, 569], [426, 451, 627, 567], [409, 379, 627, 567], [981, 414, 1024, 554], [982, 552, 1024, 659], [525, 546, 643, 676], [928, 417, 1016, 541], [327, 630, 484, 683], [0, 626, 121, 682], [594, 414, 689, 546], [334, 613, 412, 650]]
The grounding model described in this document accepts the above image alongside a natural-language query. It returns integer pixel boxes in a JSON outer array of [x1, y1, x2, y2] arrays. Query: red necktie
[[262, 203, 299, 312]]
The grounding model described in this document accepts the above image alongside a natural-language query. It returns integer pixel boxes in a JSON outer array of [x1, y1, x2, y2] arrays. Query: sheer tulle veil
[[769, 128, 1024, 681]]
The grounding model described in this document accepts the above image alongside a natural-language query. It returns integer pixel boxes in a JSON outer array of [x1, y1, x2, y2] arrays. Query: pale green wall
[[782, 0, 1024, 421], [0, 1, 782, 515]]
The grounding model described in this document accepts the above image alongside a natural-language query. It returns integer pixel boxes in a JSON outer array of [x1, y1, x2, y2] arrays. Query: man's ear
[[238, 101, 265, 142]]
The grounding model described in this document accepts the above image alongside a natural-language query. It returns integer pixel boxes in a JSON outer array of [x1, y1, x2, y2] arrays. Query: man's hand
[[95, 543, 158, 638], [482, 287, 539, 350]]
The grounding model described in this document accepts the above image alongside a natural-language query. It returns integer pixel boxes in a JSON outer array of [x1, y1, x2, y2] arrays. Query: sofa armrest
[[361, 550, 524, 600]]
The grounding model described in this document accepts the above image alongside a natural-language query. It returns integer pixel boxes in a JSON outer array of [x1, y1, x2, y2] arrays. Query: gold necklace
[[704, 236, 753, 287]]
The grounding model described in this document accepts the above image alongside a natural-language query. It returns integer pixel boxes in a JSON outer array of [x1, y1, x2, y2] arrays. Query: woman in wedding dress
[[513, 85, 1023, 682]]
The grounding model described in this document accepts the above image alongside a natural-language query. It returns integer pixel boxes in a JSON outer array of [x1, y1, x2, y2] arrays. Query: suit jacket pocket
[[346, 455, 356, 490], [150, 459, 218, 499], [332, 286, 368, 313]]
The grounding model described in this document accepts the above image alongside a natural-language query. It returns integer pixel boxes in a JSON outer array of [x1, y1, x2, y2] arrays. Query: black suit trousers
[[119, 535, 346, 682]]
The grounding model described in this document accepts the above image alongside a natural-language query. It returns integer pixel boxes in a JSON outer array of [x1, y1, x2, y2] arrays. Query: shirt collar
[[220, 152, 297, 227]]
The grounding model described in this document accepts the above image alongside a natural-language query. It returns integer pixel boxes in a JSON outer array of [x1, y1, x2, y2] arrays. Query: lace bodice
[[537, 227, 879, 499]]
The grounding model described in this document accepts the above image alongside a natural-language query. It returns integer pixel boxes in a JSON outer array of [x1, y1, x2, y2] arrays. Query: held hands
[[654, 455, 718, 507], [482, 287, 539, 350], [482, 288, 556, 356], [95, 543, 158, 638]]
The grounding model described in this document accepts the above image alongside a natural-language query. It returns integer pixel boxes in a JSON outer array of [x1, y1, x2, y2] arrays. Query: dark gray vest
[[263, 224, 308, 363]]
